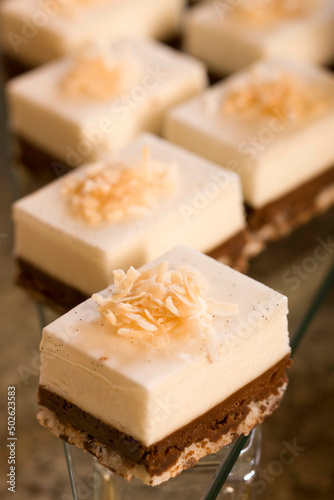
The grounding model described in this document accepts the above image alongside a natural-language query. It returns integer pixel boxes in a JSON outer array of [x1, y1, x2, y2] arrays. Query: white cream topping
[[13, 134, 245, 295], [165, 59, 334, 208], [7, 38, 207, 164], [39, 246, 290, 446]]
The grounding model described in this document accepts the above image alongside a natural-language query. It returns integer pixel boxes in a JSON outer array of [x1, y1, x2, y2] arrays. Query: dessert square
[[37, 245, 291, 485], [165, 59, 334, 240], [6, 38, 207, 173], [13, 133, 247, 311], [1, 0, 186, 73], [184, 0, 334, 76]]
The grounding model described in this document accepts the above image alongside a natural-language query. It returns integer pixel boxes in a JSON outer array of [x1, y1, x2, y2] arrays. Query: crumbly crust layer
[[2, 52, 33, 80]]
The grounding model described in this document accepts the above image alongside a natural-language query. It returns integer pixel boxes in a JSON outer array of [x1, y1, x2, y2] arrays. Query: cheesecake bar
[[165, 59, 334, 241], [6, 38, 207, 175], [184, 0, 334, 76], [37, 245, 291, 486], [1, 0, 186, 77], [13, 133, 247, 312]]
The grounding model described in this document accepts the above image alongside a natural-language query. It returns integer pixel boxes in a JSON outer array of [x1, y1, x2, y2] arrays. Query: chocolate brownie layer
[[1, 52, 33, 80], [16, 258, 87, 313], [38, 354, 291, 477], [208, 229, 251, 271], [16, 135, 72, 184], [16, 230, 249, 312], [247, 166, 334, 240]]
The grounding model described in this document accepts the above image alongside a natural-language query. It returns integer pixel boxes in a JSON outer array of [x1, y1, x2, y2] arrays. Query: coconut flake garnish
[[223, 71, 325, 120], [92, 262, 239, 362], [62, 147, 178, 223], [233, 0, 321, 26], [74, 0, 106, 4], [61, 44, 140, 100], [47, 0, 110, 18], [67, 0, 105, 5]]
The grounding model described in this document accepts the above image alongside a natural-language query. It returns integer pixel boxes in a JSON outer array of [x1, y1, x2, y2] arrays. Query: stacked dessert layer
[[37, 246, 291, 485]]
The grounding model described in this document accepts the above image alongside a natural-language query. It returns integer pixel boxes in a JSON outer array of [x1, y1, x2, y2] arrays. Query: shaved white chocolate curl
[[62, 147, 178, 223], [92, 261, 239, 360]]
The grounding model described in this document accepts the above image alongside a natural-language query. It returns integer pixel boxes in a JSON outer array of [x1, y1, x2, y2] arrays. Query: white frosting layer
[[13, 133, 245, 295], [1, 0, 185, 66], [184, 0, 334, 74], [165, 59, 334, 208], [39, 245, 290, 446], [7, 38, 207, 166]]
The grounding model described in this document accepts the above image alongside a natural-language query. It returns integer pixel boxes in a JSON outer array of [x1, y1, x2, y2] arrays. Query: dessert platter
[[2, 0, 334, 498]]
